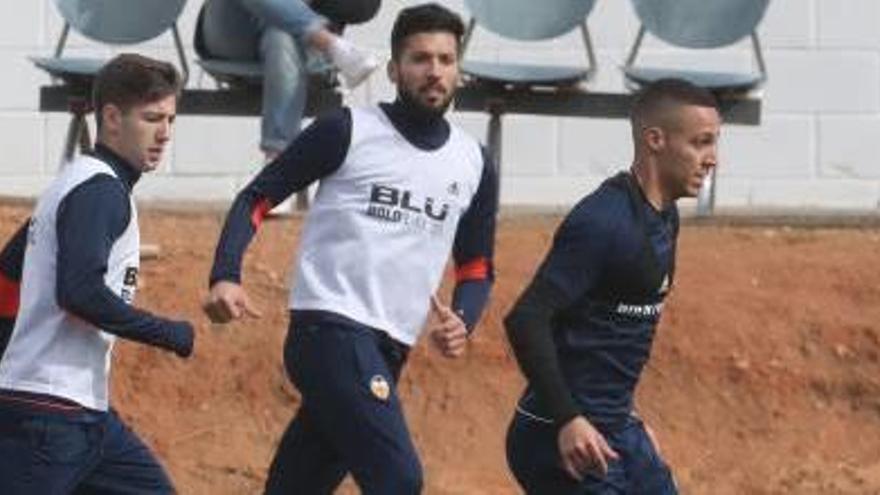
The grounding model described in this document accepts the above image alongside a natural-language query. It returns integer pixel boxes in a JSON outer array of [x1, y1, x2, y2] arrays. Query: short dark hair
[[630, 78, 719, 133], [390, 3, 465, 61], [92, 53, 181, 129]]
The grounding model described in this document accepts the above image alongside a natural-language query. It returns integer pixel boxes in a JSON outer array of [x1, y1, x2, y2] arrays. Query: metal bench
[[455, 0, 766, 216], [34, 0, 342, 170]]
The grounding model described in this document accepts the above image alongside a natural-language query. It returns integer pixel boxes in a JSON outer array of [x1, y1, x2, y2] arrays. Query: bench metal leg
[[79, 116, 92, 154], [61, 98, 93, 170], [486, 107, 502, 210], [696, 166, 717, 217], [61, 113, 85, 169]]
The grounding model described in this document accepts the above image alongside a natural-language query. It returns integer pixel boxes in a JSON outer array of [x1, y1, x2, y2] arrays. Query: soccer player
[[203, 4, 497, 494], [505, 78, 721, 494], [0, 54, 194, 494]]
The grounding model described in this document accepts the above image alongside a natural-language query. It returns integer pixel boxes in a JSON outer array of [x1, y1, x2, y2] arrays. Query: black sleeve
[[0, 219, 28, 360], [451, 146, 498, 332], [504, 206, 610, 425], [0, 219, 27, 281], [209, 108, 352, 286], [0, 218, 27, 315], [56, 176, 193, 357]]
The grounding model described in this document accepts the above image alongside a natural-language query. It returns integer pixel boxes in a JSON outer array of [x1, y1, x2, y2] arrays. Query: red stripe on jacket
[[250, 197, 273, 230], [0, 271, 20, 318], [455, 257, 490, 282]]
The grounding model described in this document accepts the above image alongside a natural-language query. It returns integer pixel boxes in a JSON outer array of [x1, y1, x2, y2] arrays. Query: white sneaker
[[329, 39, 379, 89]]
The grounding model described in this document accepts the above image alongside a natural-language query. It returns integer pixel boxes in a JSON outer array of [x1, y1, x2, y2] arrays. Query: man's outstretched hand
[[203, 281, 262, 324]]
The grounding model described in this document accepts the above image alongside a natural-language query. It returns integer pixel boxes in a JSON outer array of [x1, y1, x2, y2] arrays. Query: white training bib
[[0, 155, 140, 411], [290, 106, 484, 345]]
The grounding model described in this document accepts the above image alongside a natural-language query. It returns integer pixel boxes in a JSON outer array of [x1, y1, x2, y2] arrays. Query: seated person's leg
[[260, 28, 309, 158], [241, 0, 327, 40], [242, 0, 379, 88]]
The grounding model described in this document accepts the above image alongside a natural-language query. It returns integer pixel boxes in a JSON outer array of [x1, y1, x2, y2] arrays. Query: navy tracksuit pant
[[264, 314, 422, 495], [507, 413, 678, 495], [0, 396, 174, 494]]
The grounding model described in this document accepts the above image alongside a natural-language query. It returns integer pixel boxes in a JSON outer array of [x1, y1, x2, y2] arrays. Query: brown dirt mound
[[1, 203, 879, 494]]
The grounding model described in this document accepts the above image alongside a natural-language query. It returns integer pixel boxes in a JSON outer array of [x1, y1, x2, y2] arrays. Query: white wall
[[1, 0, 878, 212]]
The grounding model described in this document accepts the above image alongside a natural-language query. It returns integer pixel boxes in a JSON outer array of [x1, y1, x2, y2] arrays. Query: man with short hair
[[203, 4, 497, 494], [505, 78, 721, 494], [0, 53, 194, 494]]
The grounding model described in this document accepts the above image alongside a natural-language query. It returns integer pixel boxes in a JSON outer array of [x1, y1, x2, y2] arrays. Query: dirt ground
[[1, 202, 879, 495]]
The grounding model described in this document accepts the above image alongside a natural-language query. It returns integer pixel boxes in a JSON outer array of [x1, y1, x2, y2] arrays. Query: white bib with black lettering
[[290, 106, 483, 345], [0, 155, 139, 411]]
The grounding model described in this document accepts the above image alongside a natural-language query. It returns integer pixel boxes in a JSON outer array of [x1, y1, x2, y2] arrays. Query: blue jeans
[[507, 413, 678, 494], [264, 315, 423, 495], [200, 0, 327, 152], [0, 398, 174, 494]]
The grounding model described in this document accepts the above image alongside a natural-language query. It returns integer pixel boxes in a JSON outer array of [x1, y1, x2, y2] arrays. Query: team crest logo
[[369, 375, 390, 401]]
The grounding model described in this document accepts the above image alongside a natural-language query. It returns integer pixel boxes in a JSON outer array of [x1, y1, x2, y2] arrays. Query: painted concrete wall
[[1, 0, 878, 212]]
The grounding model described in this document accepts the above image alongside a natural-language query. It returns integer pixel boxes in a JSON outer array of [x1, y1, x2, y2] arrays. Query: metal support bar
[[486, 104, 503, 212], [455, 86, 762, 125], [624, 26, 646, 70], [580, 23, 597, 80], [461, 17, 477, 57], [54, 23, 70, 58], [751, 31, 767, 84], [695, 166, 717, 217], [79, 117, 92, 155], [60, 96, 93, 169], [171, 23, 190, 85], [40, 86, 342, 118], [61, 114, 82, 167]]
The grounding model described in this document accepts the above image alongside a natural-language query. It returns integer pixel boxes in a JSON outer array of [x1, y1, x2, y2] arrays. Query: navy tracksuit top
[[520, 172, 679, 429]]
